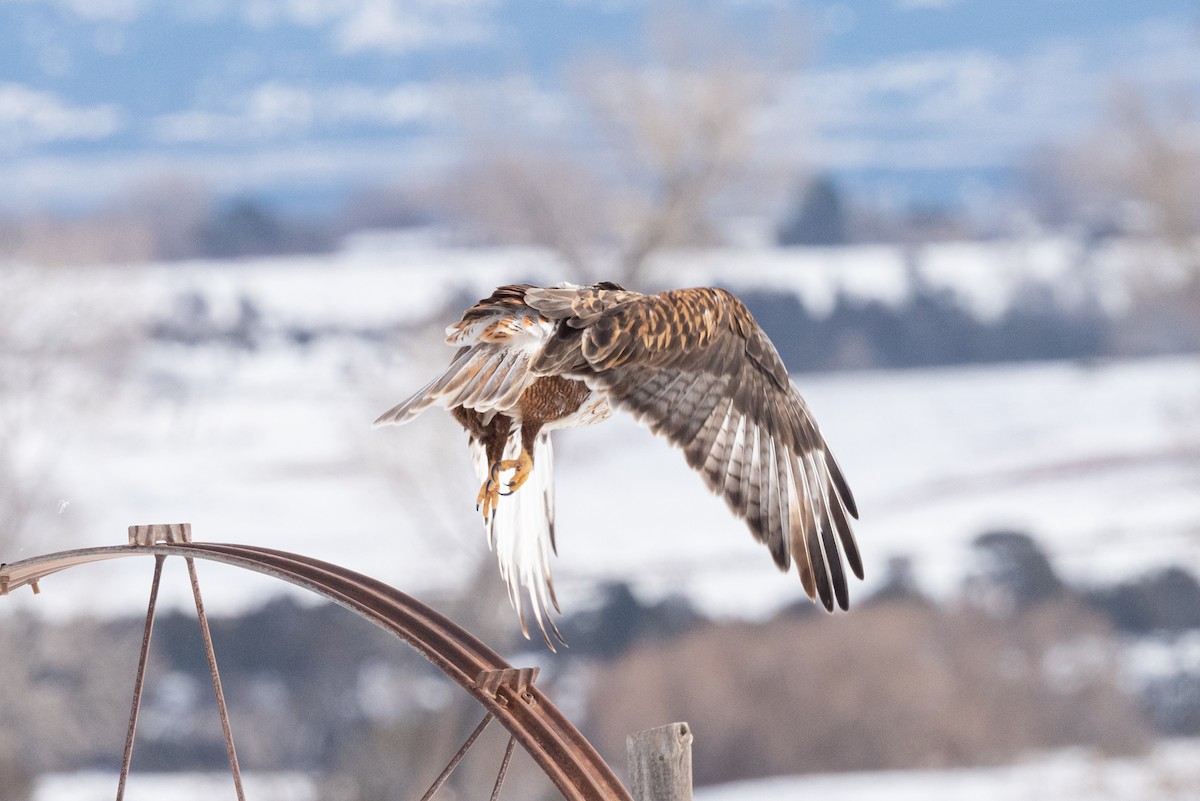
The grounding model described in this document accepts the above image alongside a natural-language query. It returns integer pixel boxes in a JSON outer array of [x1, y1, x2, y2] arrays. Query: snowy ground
[[4, 346, 1197, 622], [33, 771, 317, 801], [1, 244, 1198, 623], [696, 740, 1200, 801], [32, 740, 1200, 801]]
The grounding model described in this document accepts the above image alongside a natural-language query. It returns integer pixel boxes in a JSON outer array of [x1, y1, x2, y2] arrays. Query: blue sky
[[0, 0, 1196, 214]]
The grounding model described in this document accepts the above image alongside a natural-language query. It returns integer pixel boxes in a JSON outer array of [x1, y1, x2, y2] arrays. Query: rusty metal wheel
[[0, 525, 631, 801]]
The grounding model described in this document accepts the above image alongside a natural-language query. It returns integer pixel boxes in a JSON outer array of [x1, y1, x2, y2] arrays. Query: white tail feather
[[473, 432, 563, 648]]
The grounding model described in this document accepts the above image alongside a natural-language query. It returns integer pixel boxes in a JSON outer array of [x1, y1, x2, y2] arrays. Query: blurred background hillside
[[2, 1, 1200, 800]]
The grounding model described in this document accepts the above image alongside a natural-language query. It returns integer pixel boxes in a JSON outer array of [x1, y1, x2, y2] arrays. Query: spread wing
[[528, 286, 862, 611]]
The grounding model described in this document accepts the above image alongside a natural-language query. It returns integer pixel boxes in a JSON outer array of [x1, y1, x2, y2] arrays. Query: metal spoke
[[116, 555, 165, 801], [1, 541, 635, 801], [417, 711, 495, 801], [186, 557, 246, 801], [489, 734, 518, 801]]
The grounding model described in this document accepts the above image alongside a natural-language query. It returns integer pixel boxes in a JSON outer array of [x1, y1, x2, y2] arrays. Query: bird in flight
[[375, 282, 860, 647]]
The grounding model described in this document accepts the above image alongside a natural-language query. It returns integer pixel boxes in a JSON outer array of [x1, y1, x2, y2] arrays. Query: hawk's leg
[[496, 420, 542, 495], [452, 406, 511, 522]]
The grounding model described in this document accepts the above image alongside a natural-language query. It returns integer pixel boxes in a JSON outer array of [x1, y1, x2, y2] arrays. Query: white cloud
[[235, 0, 497, 54], [895, 0, 962, 8], [151, 82, 439, 144], [797, 18, 1200, 171], [0, 83, 123, 150], [325, 83, 440, 125], [807, 50, 1017, 127], [12, 0, 498, 54], [332, 0, 497, 55], [778, 44, 1101, 170], [1101, 18, 1200, 91], [241, 0, 360, 29], [0, 137, 455, 211], [11, 0, 151, 24]]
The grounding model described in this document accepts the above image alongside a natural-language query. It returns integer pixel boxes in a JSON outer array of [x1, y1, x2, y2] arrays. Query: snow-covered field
[[2, 242, 1198, 623], [6, 348, 1198, 621], [696, 740, 1200, 801], [33, 771, 317, 801], [31, 739, 1200, 801], [3, 242, 1200, 800]]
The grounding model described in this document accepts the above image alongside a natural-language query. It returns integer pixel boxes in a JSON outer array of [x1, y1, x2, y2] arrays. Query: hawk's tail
[[473, 431, 564, 650]]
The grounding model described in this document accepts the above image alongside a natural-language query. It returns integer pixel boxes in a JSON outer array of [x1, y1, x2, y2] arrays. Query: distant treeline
[[147, 276, 1132, 373], [0, 186, 422, 266], [741, 284, 1110, 371]]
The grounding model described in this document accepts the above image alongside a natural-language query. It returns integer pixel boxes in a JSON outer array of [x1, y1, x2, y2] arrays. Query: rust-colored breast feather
[[519, 375, 591, 425]]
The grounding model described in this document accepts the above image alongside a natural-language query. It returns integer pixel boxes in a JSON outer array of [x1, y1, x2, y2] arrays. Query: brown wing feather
[[539, 286, 862, 611], [524, 282, 640, 327]]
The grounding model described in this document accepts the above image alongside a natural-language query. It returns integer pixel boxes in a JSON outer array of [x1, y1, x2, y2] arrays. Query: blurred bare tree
[[0, 177, 212, 267], [441, 4, 805, 285], [586, 598, 1147, 784], [0, 730, 33, 801], [1108, 88, 1200, 257], [122, 175, 215, 261], [0, 614, 142, 788], [1026, 82, 1200, 352], [0, 266, 141, 555], [1105, 88, 1200, 354]]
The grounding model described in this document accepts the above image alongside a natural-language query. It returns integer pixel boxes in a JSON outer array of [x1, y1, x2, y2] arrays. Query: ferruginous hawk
[[375, 283, 861, 646]]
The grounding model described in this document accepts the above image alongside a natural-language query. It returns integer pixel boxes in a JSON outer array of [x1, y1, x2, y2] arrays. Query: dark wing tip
[[825, 449, 859, 519], [828, 480, 864, 581], [806, 523, 835, 612], [817, 497, 850, 612]]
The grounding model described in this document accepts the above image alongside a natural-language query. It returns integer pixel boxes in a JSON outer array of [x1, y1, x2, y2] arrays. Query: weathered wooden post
[[626, 722, 693, 801]]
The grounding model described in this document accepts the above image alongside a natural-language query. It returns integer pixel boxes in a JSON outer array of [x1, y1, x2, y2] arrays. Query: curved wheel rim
[[1, 542, 632, 801]]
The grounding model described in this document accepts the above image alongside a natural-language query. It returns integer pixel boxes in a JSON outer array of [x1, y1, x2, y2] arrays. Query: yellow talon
[[476, 476, 500, 521], [477, 450, 533, 516], [497, 449, 533, 495]]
